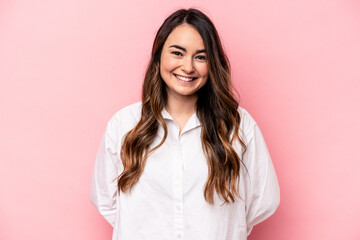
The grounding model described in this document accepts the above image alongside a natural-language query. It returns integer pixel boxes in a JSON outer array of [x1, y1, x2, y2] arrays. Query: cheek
[[167, 59, 179, 70], [197, 63, 208, 77], [161, 54, 178, 71]]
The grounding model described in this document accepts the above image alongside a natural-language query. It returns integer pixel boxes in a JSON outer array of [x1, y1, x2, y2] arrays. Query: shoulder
[[110, 101, 142, 123], [237, 106, 258, 137], [105, 101, 142, 139], [237, 106, 270, 148], [237, 106, 271, 151]]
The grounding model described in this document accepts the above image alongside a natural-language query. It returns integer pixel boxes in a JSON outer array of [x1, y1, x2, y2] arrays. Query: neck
[[165, 92, 197, 117], [165, 91, 197, 132]]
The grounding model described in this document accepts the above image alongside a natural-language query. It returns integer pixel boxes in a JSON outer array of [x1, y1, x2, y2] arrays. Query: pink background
[[1, 0, 360, 239]]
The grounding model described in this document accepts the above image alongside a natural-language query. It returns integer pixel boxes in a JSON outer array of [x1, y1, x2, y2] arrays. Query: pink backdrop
[[1, 0, 360, 239]]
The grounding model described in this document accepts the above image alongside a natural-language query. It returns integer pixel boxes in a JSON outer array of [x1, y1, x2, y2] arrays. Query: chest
[[138, 125, 208, 196]]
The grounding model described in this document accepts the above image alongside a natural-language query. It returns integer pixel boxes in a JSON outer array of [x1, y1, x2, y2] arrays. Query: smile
[[174, 74, 197, 82]]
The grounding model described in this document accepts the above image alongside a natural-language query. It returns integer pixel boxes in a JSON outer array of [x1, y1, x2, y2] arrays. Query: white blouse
[[90, 102, 280, 240]]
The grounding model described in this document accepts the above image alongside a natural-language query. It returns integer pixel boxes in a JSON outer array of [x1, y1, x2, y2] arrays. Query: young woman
[[91, 8, 280, 240]]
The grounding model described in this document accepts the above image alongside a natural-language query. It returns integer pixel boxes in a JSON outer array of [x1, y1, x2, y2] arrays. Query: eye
[[171, 51, 183, 56], [196, 55, 206, 61]]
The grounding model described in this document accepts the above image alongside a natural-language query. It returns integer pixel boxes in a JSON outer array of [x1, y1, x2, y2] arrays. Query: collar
[[160, 107, 173, 120], [160, 108, 201, 134]]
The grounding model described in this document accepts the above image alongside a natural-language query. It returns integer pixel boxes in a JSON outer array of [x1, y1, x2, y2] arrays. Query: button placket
[[173, 131, 184, 239]]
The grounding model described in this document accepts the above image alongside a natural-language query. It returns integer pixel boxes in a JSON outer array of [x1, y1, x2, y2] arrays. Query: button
[[176, 174, 180, 180], [176, 205, 181, 211], [177, 234, 182, 238]]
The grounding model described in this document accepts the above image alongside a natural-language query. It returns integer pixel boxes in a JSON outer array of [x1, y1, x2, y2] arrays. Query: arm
[[90, 122, 119, 227], [244, 124, 280, 235]]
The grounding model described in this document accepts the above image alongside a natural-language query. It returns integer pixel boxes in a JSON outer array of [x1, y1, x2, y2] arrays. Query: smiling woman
[[90, 8, 280, 240]]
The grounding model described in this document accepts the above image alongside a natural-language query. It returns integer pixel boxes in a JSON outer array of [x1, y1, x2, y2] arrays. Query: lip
[[173, 74, 198, 83], [174, 74, 197, 79]]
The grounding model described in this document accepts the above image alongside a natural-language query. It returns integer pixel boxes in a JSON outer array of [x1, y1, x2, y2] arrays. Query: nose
[[181, 57, 195, 73]]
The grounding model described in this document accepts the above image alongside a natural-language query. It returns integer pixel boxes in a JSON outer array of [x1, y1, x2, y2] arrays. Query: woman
[[91, 8, 280, 240]]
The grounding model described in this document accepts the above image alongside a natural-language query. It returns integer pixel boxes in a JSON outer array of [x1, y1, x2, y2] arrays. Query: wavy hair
[[117, 8, 247, 204]]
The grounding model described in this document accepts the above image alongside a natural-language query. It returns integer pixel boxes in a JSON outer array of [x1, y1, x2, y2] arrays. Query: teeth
[[175, 74, 194, 82]]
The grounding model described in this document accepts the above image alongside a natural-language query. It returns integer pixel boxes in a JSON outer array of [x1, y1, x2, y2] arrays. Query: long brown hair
[[117, 8, 247, 204]]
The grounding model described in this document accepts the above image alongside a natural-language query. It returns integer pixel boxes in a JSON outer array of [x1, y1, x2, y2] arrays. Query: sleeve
[[243, 124, 280, 236], [90, 121, 120, 227]]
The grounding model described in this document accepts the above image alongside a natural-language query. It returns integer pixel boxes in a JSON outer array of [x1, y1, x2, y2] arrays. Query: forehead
[[164, 24, 205, 49]]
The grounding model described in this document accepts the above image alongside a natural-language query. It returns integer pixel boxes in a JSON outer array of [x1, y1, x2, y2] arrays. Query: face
[[160, 24, 209, 101]]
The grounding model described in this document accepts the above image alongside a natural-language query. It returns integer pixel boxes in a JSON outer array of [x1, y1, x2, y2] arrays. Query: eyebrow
[[169, 44, 206, 54]]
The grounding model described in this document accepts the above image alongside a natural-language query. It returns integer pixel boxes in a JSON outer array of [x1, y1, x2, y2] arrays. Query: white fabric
[[90, 101, 280, 240]]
